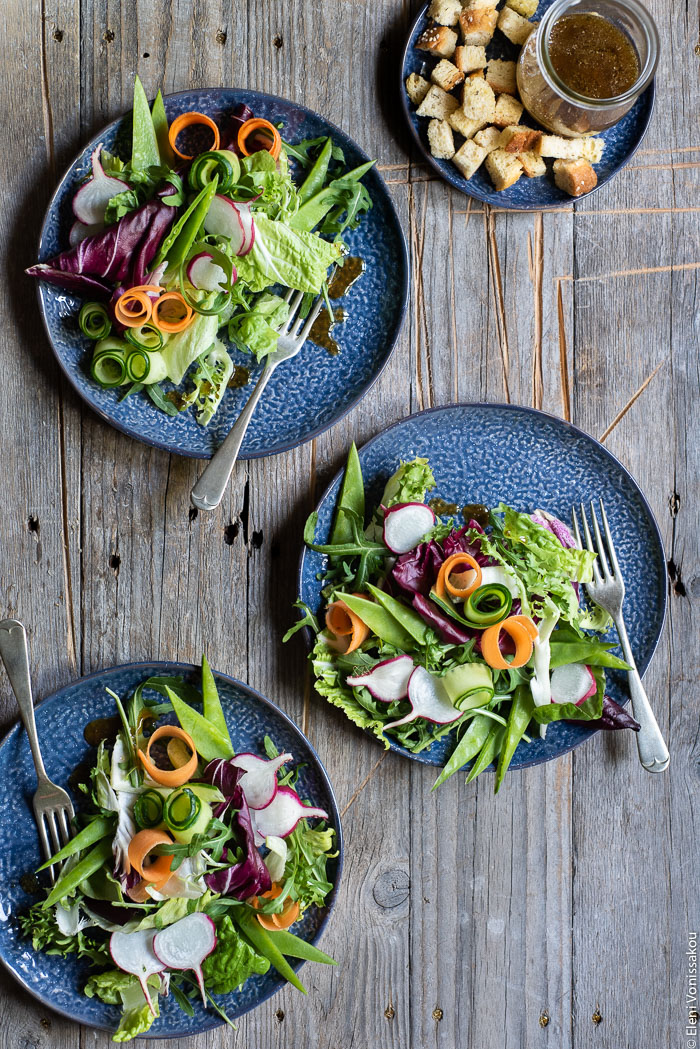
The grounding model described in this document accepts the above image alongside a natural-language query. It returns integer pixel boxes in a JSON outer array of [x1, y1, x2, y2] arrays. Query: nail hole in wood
[[274, 35, 283, 49], [103, 29, 114, 43], [142, 51, 150, 58], [109, 553, 121, 576], [27, 515, 40, 534], [432, 1008, 443, 1022], [224, 523, 238, 545], [275, 1009, 284, 1023], [539, 1012, 550, 1028], [216, 29, 227, 45], [52, 26, 63, 42], [592, 1009, 602, 1026], [384, 1003, 395, 1020], [251, 530, 263, 550], [667, 559, 686, 597], [40, 1018, 51, 1030], [189, 506, 198, 522]]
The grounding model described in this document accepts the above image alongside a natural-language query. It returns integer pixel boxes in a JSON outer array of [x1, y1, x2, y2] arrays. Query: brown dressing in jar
[[548, 13, 639, 99]]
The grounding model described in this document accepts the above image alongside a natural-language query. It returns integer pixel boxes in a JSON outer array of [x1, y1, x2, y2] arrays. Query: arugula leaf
[[282, 600, 320, 643]]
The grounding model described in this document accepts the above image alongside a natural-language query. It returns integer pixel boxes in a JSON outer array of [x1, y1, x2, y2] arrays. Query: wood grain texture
[[0, 0, 698, 1046]]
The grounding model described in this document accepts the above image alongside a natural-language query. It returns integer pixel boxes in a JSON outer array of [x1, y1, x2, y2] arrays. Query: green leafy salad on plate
[[20, 658, 337, 1041], [26, 78, 374, 426], [289, 446, 640, 791]]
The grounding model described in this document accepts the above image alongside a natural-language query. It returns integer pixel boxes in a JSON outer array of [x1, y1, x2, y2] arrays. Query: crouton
[[473, 125, 503, 153], [461, 0, 498, 9], [492, 93, 524, 127], [499, 124, 542, 153], [519, 150, 547, 177], [506, 0, 538, 17], [416, 84, 460, 120], [538, 134, 605, 163], [485, 59, 517, 96], [431, 59, 465, 92], [459, 4, 498, 45], [461, 77, 496, 124], [452, 139, 488, 179], [497, 7, 536, 44], [427, 0, 462, 26], [428, 119, 456, 159], [416, 23, 458, 58], [553, 158, 597, 196], [454, 44, 487, 73], [405, 73, 431, 106], [485, 149, 524, 190], [448, 109, 486, 139]]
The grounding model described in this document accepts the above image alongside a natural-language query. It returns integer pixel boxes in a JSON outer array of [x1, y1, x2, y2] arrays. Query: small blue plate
[[401, 2, 655, 209], [35, 89, 409, 458], [298, 404, 666, 770], [0, 662, 342, 1037]]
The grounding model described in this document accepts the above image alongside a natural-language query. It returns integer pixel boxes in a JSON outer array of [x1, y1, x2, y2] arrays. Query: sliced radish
[[72, 143, 129, 225], [251, 786, 328, 845], [346, 655, 414, 702], [384, 665, 461, 731], [230, 752, 293, 810], [383, 503, 436, 555], [153, 912, 217, 1006], [203, 195, 255, 256], [69, 219, 103, 246], [264, 835, 288, 882], [186, 251, 232, 292], [550, 664, 597, 706], [110, 928, 164, 1014]]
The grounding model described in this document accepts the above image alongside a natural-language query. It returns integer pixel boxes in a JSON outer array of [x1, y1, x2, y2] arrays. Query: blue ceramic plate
[[0, 662, 342, 1037], [401, 2, 654, 209], [298, 404, 666, 769], [35, 89, 409, 458]]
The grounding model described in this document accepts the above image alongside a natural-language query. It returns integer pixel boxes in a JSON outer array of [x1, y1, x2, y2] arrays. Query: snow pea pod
[[466, 724, 505, 783], [37, 815, 114, 871], [289, 161, 375, 232], [365, 584, 430, 645], [43, 838, 114, 908], [297, 137, 333, 205], [494, 685, 534, 792], [329, 442, 365, 545], [432, 714, 493, 790], [154, 177, 219, 271], [262, 927, 337, 965], [337, 592, 415, 651], [235, 912, 307, 994]]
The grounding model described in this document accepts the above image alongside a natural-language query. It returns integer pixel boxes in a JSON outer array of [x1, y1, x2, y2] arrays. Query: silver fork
[[191, 289, 325, 511], [571, 502, 670, 773], [0, 620, 74, 880]]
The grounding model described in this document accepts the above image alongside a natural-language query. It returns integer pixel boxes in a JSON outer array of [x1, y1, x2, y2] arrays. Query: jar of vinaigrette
[[517, 0, 659, 137]]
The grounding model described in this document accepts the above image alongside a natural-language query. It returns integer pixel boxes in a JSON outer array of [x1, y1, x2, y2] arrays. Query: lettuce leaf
[[84, 970, 160, 1042], [235, 213, 342, 294], [380, 458, 436, 508], [281, 820, 337, 912], [160, 313, 218, 385], [202, 915, 270, 994], [229, 293, 290, 360]]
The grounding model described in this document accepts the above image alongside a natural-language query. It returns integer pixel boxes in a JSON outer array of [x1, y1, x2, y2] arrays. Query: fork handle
[[614, 614, 670, 773], [0, 620, 49, 782], [191, 359, 277, 511]]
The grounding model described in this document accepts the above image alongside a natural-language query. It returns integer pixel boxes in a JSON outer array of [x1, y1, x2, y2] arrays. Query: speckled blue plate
[[401, 2, 655, 209], [0, 662, 342, 1036], [298, 404, 666, 770], [35, 89, 408, 458]]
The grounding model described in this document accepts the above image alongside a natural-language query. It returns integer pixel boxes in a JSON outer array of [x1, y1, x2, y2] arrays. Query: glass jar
[[516, 0, 659, 137]]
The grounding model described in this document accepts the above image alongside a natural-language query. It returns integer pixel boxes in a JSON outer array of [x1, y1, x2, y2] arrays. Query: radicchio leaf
[[575, 695, 641, 732], [201, 760, 271, 900], [412, 593, 473, 645], [391, 540, 444, 596]]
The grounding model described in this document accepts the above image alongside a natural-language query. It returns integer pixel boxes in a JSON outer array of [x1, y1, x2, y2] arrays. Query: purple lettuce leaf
[[443, 523, 492, 566], [572, 695, 640, 732], [391, 540, 444, 596], [202, 759, 271, 900]]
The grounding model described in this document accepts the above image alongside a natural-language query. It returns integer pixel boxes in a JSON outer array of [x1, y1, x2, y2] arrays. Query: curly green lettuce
[[84, 970, 160, 1042]]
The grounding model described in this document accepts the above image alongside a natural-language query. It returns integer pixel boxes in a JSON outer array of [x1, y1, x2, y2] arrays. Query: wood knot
[[539, 1012, 550, 1028], [372, 869, 409, 909], [274, 35, 283, 48], [102, 29, 114, 43], [592, 1009, 602, 1026], [432, 1007, 443, 1022], [384, 1002, 395, 1020], [215, 29, 227, 44], [52, 25, 63, 41]]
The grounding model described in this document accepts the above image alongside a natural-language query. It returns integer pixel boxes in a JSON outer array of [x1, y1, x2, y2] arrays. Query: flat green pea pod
[[37, 815, 114, 871], [235, 912, 307, 994], [289, 161, 375, 232], [261, 927, 337, 965], [329, 443, 365, 545], [364, 583, 430, 645], [432, 713, 493, 791], [297, 137, 333, 205], [336, 592, 415, 651], [154, 177, 219, 272], [494, 685, 534, 793], [43, 838, 114, 908], [466, 724, 505, 783]]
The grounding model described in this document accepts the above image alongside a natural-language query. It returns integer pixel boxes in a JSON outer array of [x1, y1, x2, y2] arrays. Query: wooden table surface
[[1, 0, 698, 1046]]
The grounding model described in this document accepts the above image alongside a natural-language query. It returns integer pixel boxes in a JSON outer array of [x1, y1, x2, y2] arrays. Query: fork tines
[[571, 499, 622, 584]]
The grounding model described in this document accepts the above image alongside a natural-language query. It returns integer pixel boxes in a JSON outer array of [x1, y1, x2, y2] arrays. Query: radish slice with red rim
[[202, 195, 255, 256], [384, 665, 462, 731], [550, 663, 597, 705], [72, 143, 129, 226], [109, 928, 164, 1014], [346, 655, 414, 702], [230, 751, 293, 810], [383, 503, 436, 555], [186, 251, 231, 292], [69, 219, 103, 246], [152, 913, 217, 1006], [251, 786, 328, 846]]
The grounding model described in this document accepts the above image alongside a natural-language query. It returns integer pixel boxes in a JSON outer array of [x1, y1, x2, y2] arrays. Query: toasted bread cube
[[428, 119, 456, 159], [553, 158, 597, 196], [499, 124, 542, 153], [519, 150, 547, 177], [416, 23, 459, 57], [405, 73, 431, 106], [473, 125, 503, 153], [454, 44, 487, 73], [461, 0, 498, 9], [493, 93, 524, 127], [431, 59, 465, 92], [452, 139, 488, 179], [416, 84, 460, 120], [448, 108, 486, 139], [461, 77, 496, 124], [469, 69, 486, 78], [485, 59, 518, 96], [459, 4, 498, 45], [506, 0, 538, 16], [427, 0, 462, 25], [538, 134, 604, 163], [485, 148, 523, 190], [498, 7, 536, 44]]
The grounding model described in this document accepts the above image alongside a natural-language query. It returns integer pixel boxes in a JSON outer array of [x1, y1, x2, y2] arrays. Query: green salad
[[288, 446, 639, 791]]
